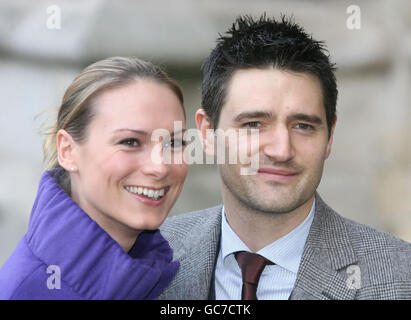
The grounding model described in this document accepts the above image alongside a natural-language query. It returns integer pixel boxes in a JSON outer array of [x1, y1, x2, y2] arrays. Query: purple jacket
[[0, 170, 179, 299]]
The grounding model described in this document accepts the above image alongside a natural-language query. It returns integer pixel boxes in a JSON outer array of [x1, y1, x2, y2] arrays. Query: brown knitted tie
[[235, 251, 274, 300]]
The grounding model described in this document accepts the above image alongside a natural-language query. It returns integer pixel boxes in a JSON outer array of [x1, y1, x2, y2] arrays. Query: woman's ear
[[195, 109, 215, 158], [56, 129, 77, 172]]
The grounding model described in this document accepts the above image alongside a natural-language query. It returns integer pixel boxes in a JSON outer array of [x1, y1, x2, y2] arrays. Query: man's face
[[215, 68, 335, 214]]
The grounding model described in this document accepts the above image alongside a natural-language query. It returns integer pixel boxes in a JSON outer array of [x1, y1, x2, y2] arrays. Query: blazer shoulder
[[161, 205, 222, 235], [340, 214, 411, 285], [160, 205, 222, 253], [309, 195, 411, 298], [342, 216, 411, 253], [316, 195, 410, 256]]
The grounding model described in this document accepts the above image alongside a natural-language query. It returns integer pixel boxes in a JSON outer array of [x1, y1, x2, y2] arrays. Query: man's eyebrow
[[233, 111, 274, 123], [232, 111, 324, 126], [288, 113, 324, 125]]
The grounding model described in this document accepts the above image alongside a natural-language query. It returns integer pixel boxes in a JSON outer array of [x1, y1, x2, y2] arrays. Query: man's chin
[[241, 188, 313, 215], [246, 201, 302, 215]]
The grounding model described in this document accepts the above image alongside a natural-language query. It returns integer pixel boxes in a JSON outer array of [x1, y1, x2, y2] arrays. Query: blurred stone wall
[[0, 0, 410, 265]]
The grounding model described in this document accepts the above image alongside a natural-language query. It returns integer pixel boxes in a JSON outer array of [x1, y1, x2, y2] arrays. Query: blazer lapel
[[290, 194, 359, 300]]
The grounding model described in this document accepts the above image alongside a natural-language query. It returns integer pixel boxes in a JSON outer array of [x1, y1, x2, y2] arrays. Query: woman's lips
[[257, 168, 300, 182], [125, 186, 170, 206]]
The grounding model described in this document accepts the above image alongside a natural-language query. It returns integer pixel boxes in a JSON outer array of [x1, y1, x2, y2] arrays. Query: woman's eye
[[120, 138, 140, 148], [163, 139, 187, 150], [243, 121, 262, 128]]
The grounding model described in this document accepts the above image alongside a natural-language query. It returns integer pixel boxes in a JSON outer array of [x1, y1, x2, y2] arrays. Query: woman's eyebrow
[[113, 128, 187, 137], [112, 128, 149, 136]]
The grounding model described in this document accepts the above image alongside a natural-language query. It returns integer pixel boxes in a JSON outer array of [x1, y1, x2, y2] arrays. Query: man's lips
[[258, 168, 299, 175], [257, 168, 300, 181]]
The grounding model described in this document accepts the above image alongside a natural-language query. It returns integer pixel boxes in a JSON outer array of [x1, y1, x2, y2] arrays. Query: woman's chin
[[124, 212, 169, 231]]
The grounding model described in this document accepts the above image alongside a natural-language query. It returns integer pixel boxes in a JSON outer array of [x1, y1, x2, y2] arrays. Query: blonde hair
[[42, 57, 184, 191]]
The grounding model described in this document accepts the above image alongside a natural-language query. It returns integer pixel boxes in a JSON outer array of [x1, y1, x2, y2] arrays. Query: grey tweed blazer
[[159, 194, 411, 300]]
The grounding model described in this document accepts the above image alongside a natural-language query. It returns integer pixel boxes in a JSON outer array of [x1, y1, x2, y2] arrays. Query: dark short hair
[[201, 14, 338, 135]]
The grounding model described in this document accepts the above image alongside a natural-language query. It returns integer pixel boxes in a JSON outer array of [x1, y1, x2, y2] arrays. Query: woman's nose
[[141, 145, 170, 179]]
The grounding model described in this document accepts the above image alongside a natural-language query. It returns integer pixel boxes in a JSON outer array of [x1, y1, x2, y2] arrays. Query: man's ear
[[325, 116, 337, 159], [195, 109, 215, 158], [56, 129, 78, 172]]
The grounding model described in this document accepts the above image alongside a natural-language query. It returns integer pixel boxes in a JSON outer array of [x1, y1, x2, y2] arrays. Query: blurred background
[[1, 0, 410, 266]]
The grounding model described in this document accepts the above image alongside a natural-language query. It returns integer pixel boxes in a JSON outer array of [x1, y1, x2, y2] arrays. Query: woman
[[0, 57, 188, 299]]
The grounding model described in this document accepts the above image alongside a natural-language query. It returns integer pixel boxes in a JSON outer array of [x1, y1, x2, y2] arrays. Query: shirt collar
[[221, 199, 315, 274]]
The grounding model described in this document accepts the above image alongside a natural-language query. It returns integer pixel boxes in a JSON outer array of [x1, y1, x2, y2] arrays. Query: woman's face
[[68, 79, 188, 236]]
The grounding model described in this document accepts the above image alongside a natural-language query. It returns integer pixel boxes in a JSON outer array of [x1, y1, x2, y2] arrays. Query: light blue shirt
[[214, 199, 315, 300]]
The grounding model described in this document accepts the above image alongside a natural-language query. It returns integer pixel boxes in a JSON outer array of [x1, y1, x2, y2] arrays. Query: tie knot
[[235, 251, 274, 286]]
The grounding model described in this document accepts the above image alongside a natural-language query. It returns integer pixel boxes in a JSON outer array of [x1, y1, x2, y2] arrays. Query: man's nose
[[262, 125, 295, 163]]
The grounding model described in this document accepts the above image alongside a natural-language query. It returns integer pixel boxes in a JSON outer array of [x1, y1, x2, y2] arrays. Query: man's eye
[[120, 138, 140, 147], [295, 123, 314, 130], [243, 121, 262, 128]]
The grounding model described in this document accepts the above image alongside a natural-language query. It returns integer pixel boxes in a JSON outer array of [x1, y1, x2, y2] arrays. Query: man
[[159, 15, 411, 300]]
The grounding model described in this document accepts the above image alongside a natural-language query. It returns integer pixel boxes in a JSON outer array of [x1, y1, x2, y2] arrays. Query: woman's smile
[[124, 184, 171, 206]]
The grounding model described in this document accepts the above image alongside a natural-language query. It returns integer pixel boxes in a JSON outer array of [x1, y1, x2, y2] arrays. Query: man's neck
[[222, 189, 315, 252]]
